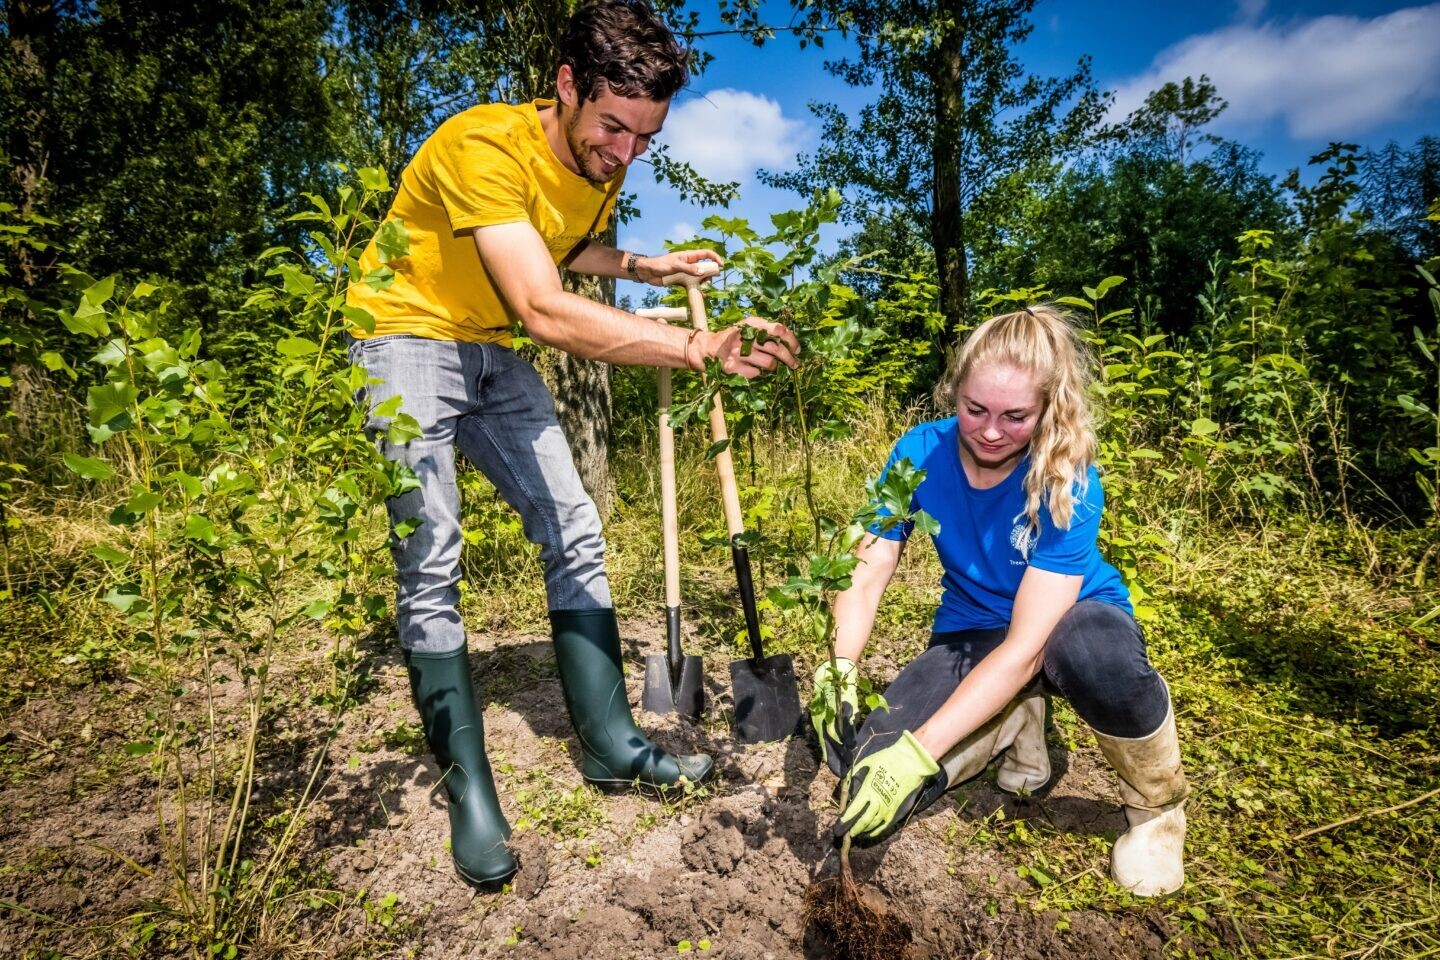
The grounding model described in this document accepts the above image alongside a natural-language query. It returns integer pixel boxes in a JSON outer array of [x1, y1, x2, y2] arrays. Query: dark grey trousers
[[855, 599, 1170, 767]]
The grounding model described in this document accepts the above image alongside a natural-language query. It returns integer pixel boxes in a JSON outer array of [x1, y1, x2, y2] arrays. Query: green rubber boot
[[405, 648, 517, 889], [550, 609, 714, 791]]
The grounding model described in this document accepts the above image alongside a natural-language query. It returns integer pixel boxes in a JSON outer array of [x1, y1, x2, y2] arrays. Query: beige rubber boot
[[936, 705, 1010, 787], [995, 689, 1051, 794], [1092, 703, 1189, 897], [937, 693, 1041, 788]]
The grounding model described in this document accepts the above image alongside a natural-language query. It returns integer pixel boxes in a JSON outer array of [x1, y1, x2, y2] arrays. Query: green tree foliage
[[726, 0, 1105, 330], [325, 0, 505, 189], [973, 77, 1289, 333], [1358, 135, 1440, 263], [1, 0, 336, 293]]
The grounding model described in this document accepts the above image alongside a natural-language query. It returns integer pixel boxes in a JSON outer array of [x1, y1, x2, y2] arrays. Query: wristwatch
[[625, 251, 644, 279]]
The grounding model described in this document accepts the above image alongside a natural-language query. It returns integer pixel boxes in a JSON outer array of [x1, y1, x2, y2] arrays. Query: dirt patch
[[0, 618, 1193, 958]]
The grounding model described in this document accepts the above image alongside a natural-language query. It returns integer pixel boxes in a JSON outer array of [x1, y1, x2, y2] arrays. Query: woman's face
[[956, 363, 1043, 475]]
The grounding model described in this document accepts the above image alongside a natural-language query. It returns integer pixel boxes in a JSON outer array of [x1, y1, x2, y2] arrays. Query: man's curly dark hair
[[560, 0, 690, 102]]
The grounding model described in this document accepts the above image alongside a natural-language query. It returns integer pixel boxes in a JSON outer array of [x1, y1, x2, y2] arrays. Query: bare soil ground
[[0, 618, 1195, 959]]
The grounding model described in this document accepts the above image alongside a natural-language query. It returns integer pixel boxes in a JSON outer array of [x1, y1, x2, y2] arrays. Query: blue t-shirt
[[872, 418, 1132, 631]]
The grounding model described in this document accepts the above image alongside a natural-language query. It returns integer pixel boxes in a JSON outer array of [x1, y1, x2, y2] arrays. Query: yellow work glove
[[834, 730, 940, 842]]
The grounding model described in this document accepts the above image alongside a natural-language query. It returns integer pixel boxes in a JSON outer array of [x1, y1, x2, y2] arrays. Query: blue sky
[[616, 0, 1440, 298]]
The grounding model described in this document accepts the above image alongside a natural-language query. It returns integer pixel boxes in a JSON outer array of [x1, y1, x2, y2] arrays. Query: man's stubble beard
[[563, 105, 610, 186]]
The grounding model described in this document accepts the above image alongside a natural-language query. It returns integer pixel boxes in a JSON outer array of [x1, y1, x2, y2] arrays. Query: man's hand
[[834, 730, 939, 843], [696, 320, 799, 379], [811, 657, 860, 777], [633, 248, 722, 286]]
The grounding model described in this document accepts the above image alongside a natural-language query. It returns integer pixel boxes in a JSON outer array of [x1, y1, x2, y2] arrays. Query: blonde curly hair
[[934, 304, 1097, 536]]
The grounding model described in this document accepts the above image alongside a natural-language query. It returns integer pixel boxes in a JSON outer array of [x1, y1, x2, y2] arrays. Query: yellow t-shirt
[[347, 100, 623, 344]]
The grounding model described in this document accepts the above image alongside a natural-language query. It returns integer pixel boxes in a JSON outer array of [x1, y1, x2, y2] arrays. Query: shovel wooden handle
[[676, 279, 745, 540], [638, 308, 687, 616], [658, 366, 680, 611], [672, 272, 766, 662]]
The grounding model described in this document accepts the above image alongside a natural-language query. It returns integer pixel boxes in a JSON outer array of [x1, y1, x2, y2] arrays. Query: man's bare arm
[[473, 221, 797, 376], [566, 240, 728, 286]]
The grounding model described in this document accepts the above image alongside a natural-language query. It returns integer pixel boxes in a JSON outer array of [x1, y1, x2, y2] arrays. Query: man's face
[[557, 69, 669, 184]]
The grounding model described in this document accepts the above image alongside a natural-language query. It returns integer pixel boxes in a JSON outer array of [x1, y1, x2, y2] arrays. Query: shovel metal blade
[[729, 654, 802, 743], [642, 653, 704, 721]]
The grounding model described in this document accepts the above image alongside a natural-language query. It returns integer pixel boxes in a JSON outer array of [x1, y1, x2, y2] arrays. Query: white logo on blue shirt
[[1009, 520, 1036, 564]]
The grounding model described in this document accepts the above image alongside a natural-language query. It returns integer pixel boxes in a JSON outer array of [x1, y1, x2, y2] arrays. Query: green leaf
[[1397, 395, 1431, 417], [912, 510, 940, 537], [110, 490, 163, 526], [87, 382, 138, 434], [357, 167, 391, 193], [277, 337, 320, 357], [341, 306, 376, 335], [83, 275, 116, 306], [1094, 275, 1126, 298], [1413, 327, 1436, 364], [1023, 864, 1054, 886], [374, 218, 409, 263], [183, 514, 219, 545], [394, 517, 423, 539], [103, 584, 145, 612], [705, 439, 730, 461], [63, 453, 115, 482], [131, 281, 158, 300], [275, 264, 318, 297], [1053, 296, 1092, 310], [300, 600, 332, 620], [1189, 417, 1220, 437], [91, 545, 129, 564], [39, 351, 77, 379], [386, 413, 423, 445], [123, 740, 157, 757], [59, 302, 110, 338], [363, 265, 395, 292]]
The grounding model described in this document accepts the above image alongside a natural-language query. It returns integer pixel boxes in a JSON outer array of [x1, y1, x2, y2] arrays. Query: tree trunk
[[931, 18, 969, 333], [7, 0, 56, 289]]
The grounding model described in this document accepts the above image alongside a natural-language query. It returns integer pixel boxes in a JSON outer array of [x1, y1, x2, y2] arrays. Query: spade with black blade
[[637, 306, 704, 721], [667, 264, 802, 744]]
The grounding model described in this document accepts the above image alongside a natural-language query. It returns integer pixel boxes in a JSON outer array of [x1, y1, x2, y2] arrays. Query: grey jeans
[[350, 335, 611, 653]]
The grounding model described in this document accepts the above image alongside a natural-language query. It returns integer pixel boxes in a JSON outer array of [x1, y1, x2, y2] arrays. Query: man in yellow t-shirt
[[346, 0, 799, 892]]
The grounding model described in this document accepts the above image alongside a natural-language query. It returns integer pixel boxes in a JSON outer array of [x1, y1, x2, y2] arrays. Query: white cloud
[[1234, 0, 1267, 26], [617, 223, 698, 253], [1108, 4, 1440, 140], [658, 88, 808, 182]]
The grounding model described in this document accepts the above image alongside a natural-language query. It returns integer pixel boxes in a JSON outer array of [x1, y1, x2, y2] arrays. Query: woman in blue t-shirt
[[812, 304, 1188, 897]]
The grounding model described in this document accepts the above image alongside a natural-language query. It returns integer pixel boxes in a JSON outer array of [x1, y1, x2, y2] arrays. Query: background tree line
[[3, 0, 1438, 522]]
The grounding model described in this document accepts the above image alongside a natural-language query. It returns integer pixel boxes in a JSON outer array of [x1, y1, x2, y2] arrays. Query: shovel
[[666, 263, 802, 744], [637, 306, 704, 721]]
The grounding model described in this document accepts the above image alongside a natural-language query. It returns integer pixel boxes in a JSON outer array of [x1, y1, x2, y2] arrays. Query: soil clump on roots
[[804, 866, 914, 960]]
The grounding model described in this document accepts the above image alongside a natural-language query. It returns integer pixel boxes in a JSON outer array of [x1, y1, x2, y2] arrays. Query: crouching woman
[[812, 304, 1188, 896]]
